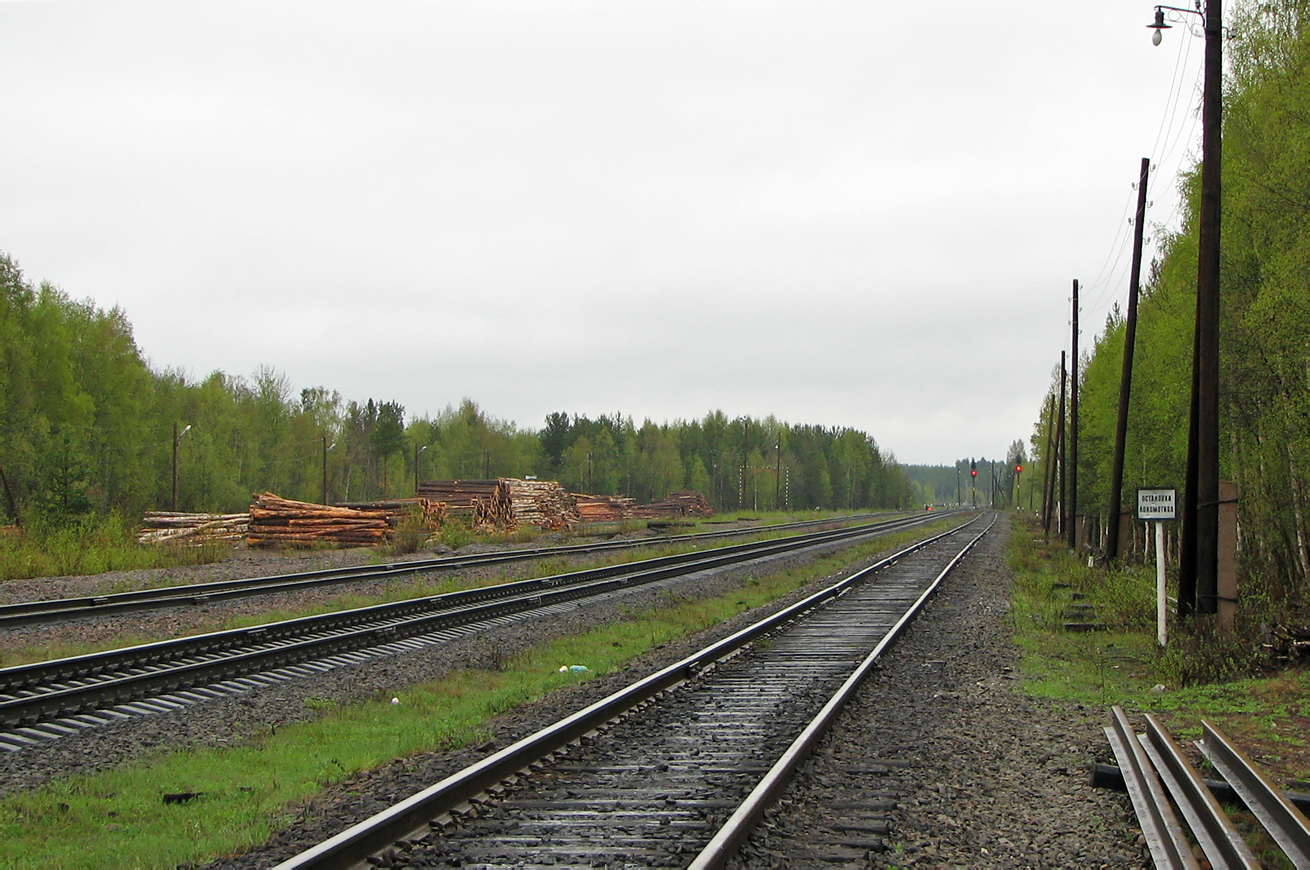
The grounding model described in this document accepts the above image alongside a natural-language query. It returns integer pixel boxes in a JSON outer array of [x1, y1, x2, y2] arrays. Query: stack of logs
[[416, 480, 500, 519], [334, 498, 449, 529], [492, 478, 577, 531], [629, 491, 714, 519], [420, 478, 578, 532], [572, 494, 638, 522], [138, 512, 251, 546], [247, 493, 445, 548]]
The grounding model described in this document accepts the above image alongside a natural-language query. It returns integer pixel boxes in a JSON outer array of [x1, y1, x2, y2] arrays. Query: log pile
[[333, 498, 449, 529], [138, 512, 250, 546], [495, 478, 578, 531], [630, 491, 714, 519], [416, 480, 500, 519], [247, 493, 394, 548], [572, 494, 637, 523], [421, 478, 578, 531]]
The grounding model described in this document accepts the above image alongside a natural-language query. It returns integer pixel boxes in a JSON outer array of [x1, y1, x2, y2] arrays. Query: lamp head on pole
[[1148, 6, 1171, 45]]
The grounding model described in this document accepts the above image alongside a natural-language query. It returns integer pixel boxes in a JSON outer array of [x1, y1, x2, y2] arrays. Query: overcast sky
[[0, 1, 1208, 465]]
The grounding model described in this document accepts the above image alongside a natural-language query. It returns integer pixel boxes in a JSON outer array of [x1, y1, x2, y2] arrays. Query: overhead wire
[[1082, 26, 1204, 325]]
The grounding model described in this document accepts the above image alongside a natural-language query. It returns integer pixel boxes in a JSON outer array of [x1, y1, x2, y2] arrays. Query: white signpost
[[1137, 488, 1177, 646]]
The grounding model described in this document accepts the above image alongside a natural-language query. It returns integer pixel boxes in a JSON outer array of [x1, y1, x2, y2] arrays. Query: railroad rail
[[1104, 705, 1310, 868], [269, 514, 994, 869], [0, 512, 901, 628], [0, 512, 953, 748]]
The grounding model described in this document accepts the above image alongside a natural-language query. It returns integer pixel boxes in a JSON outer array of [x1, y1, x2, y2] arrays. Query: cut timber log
[[138, 511, 250, 546], [247, 492, 398, 548]]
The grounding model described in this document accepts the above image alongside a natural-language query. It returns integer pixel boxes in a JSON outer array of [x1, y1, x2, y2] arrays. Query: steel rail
[[270, 517, 986, 870], [1138, 713, 1258, 869], [685, 514, 994, 869], [0, 512, 905, 627], [0, 513, 947, 729], [1104, 705, 1199, 869], [1197, 719, 1310, 867]]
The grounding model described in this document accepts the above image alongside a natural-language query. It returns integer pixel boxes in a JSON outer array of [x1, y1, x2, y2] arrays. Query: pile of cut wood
[[416, 480, 500, 519], [421, 478, 578, 531], [333, 498, 449, 529], [247, 493, 396, 547], [138, 511, 250, 546], [572, 493, 638, 523], [492, 478, 578, 531], [630, 491, 714, 519]]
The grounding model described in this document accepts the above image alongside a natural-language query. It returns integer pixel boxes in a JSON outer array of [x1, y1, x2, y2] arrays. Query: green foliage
[[535, 410, 911, 512], [0, 512, 225, 583], [0, 248, 910, 532], [1037, 1, 1310, 608]]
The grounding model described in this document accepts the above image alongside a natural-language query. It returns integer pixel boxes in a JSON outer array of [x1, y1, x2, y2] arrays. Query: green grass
[[0, 514, 227, 584], [1009, 516, 1310, 783], [0, 517, 956, 869]]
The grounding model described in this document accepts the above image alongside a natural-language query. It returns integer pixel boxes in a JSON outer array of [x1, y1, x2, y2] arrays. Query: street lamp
[[172, 423, 192, 511], [1148, 0, 1223, 618], [415, 444, 428, 496], [322, 438, 335, 505]]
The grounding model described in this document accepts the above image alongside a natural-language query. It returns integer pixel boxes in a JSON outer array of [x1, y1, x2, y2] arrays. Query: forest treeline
[[1028, 0, 1310, 601], [0, 253, 911, 523]]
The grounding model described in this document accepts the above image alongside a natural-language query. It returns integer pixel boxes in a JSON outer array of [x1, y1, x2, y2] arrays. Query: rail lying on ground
[[270, 514, 994, 869], [0, 512, 952, 746], [0, 513, 898, 628], [1104, 705, 1310, 868]]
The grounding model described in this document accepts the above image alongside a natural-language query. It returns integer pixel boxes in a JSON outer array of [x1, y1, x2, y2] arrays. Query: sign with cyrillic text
[[1137, 488, 1177, 521]]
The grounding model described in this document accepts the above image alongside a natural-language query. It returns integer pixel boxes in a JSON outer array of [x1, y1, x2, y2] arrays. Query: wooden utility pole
[[0, 464, 19, 526], [1069, 280, 1080, 551], [1107, 158, 1151, 562], [1181, 0, 1224, 617], [741, 419, 749, 510], [1041, 393, 1056, 533], [1057, 352, 1068, 538], [774, 437, 781, 511], [172, 422, 180, 512]]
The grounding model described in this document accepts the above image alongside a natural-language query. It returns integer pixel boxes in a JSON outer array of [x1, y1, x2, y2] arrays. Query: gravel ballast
[[732, 512, 1147, 867]]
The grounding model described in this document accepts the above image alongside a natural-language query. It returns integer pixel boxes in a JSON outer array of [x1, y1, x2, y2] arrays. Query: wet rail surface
[[0, 512, 959, 750], [273, 515, 993, 869]]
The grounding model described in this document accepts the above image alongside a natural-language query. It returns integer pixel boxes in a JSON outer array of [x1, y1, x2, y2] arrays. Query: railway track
[[0, 513, 895, 628], [0, 512, 954, 750], [270, 513, 994, 869]]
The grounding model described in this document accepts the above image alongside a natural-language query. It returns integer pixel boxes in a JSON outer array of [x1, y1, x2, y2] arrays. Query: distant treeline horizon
[[1, 252, 913, 522]]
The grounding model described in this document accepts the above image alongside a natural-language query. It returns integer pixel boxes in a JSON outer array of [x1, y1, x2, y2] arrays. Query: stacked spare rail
[[1, 510, 920, 628], [268, 515, 994, 869], [1102, 706, 1310, 868], [0, 512, 957, 747]]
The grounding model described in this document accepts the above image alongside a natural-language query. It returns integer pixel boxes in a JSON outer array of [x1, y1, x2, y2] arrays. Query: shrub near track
[[0, 518, 961, 869]]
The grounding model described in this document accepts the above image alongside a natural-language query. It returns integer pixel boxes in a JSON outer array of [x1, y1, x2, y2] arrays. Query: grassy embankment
[[1009, 515, 1308, 867], [0, 514, 230, 584], [0, 514, 959, 869]]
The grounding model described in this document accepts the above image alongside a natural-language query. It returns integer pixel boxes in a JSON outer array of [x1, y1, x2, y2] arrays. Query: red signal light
[[1015, 465, 1022, 473], [971, 469, 977, 477]]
